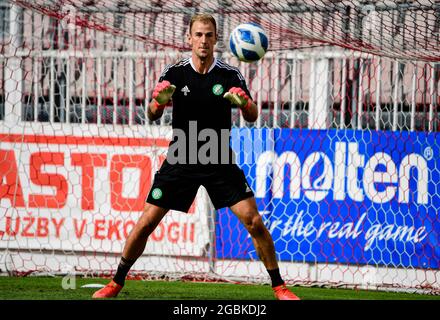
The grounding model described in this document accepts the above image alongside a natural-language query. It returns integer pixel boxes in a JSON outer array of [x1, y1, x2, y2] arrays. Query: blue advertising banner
[[216, 128, 439, 269]]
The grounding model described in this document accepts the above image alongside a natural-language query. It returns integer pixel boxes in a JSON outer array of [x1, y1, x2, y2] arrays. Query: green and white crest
[[212, 84, 224, 96], [151, 188, 163, 200]]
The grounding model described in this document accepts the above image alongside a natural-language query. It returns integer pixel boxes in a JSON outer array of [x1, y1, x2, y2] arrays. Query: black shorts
[[146, 161, 254, 212]]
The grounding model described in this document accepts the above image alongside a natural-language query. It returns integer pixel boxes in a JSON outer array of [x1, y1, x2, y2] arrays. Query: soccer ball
[[229, 23, 269, 63]]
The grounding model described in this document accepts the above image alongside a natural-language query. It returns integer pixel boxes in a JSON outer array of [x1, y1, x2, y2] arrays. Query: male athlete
[[93, 14, 299, 300]]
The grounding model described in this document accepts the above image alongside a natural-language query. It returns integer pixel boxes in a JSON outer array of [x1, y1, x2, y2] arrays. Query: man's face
[[188, 20, 217, 59]]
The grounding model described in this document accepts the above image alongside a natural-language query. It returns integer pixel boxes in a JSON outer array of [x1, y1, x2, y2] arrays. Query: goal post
[[0, 0, 439, 294]]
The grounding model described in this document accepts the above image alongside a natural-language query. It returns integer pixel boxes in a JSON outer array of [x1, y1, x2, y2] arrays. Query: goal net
[[1, 0, 439, 294]]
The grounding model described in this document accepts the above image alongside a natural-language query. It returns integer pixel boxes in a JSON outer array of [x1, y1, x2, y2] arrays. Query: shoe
[[92, 280, 123, 298], [273, 283, 300, 300]]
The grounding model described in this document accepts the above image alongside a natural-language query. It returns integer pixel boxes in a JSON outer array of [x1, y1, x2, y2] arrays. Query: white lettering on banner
[[282, 211, 315, 238], [363, 153, 397, 203], [302, 152, 333, 201], [260, 211, 427, 250], [347, 142, 364, 202], [256, 141, 429, 204]]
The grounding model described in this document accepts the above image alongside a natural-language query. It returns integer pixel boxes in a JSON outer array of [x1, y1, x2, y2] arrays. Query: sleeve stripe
[[159, 58, 190, 79], [159, 64, 172, 79], [216, 60, 245, 82]]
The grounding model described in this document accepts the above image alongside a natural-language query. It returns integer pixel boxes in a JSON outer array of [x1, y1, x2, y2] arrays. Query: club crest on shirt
[[212, 84, 224, 96], [181, 85, 190, 96]]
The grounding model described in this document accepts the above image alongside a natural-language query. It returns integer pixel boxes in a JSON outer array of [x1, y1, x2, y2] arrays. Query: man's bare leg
[[113, 203, 169, 285], [122, 203, 169, 261], [92, 203, 168, 298], [230, 197, 278, 270], [230, 197, 300, 300]]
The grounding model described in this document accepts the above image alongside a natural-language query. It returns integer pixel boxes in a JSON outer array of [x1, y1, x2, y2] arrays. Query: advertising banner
[[0, 133, 210, 257], [217, 128, 439, 269]]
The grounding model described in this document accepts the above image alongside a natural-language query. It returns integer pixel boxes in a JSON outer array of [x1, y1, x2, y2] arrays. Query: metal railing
[[0, 49, 438, 131]]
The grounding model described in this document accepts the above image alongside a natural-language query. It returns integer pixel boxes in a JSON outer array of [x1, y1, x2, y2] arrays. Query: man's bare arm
[[148, 80, 176, 121], [147, 100, 165, 122], [240, 100, 258, 123]]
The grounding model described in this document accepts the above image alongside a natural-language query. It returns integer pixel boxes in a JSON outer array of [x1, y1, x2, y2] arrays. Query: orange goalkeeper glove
[[223, 87, 252, 110], [152, 80, 176, 109]]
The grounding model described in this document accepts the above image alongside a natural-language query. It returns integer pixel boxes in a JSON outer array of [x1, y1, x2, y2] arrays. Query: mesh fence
[[0, 0, 439, 294]]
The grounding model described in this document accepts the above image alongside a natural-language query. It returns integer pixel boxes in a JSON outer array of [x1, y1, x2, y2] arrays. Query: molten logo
[[255, 141, 429, 204]]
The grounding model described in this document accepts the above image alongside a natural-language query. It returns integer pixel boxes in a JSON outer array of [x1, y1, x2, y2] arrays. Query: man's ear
[[186, 32, 191, 45]]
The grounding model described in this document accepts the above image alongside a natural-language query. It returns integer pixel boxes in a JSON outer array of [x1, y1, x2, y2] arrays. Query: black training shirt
[[158, 57, 252, 166]]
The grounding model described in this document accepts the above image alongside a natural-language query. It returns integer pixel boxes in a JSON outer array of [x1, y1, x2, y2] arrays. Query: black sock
[[267, 268, 284, 288], [113, 257, 136, 286]]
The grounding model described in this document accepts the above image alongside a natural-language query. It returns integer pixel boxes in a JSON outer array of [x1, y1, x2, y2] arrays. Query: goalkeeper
[[93, 13, 299, 300]]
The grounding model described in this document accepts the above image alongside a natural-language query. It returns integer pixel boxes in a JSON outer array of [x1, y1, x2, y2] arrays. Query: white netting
[[0, 0, 439, 294]]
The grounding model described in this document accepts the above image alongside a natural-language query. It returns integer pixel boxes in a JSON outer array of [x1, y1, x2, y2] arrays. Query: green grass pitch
[[0, 276, 439, 300]]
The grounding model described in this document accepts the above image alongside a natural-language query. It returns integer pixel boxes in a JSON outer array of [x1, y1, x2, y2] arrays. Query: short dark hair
[[189, 14, 217, 34]]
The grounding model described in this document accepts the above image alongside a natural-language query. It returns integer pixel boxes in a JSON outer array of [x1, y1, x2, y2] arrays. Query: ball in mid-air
[[229, 22, 269, 63]]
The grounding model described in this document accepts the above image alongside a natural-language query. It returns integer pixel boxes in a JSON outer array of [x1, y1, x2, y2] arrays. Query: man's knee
[[136, 203, 167, 236], [242, 213, 266, 236]]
